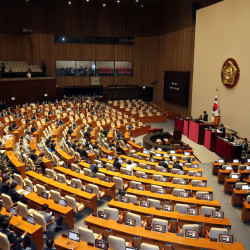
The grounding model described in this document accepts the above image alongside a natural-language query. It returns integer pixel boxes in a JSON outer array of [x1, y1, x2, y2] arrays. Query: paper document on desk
[[17, 189, 25, 194], [23, 191, 29, 196]]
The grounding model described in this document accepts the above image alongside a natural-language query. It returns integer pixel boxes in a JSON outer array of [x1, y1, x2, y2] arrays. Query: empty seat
[[78, 227, 102, 244], [175, 203, 190, 214], [50, 190, 61, 203], [104, 207, 121, 221], [108, 235, 127, 250], [181, 224, 200, 235], [209, 227, 229, 240], [124, 194, 138, 204], [173, 188, 185, 196], [152, 218, 169, 232], [191, 180, 202, 186], [140, 243, 160, 250], [152, 174, 163, 181], [126, 212, 142, 227], [196, 191, 209, 199], [1, 194, 13, 211], [151, 185, 162, 192], [24, 178, 37, 192], [148, 198, 161, 209], [13, 173, 24, 187], [113, 176, 128, 191], [87, 184, 105, 199], [200, 206, 216, 216], [130, 181, 141, 189], [64, 195, 85, 213], [0, 232, 10, 249], [17, 201, 34, 219]]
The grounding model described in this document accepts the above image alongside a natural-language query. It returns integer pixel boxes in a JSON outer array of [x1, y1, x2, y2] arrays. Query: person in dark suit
[[0, 176, 11, 195], [0, 203, 11, 226], [113, 157, 122, 171], [1, 219, 30, 249], [173, 161, 183, 170], [31, 125, 37, 133], [158, 158, 169, 169], [90, 164, 99, 174], [29, 149, 38, 161], [67, 126, 74, 135], [8, 182, 25, 204], [219, 124, 226, 133], [228, 134, 235, 143], [203, 111, 208, 121], [242, 138, 249, 153]]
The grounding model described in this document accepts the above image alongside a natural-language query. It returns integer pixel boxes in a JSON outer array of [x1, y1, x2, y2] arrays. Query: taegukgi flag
[[211, 94, 220, 121]]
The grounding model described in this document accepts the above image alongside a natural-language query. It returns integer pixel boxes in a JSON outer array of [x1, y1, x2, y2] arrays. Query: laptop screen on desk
[[170, 150, 175, 154], [139, 200, 150, 208], [242, 185, 249, 190], [135, 184, 144, 191], [225, 166, 233, 170], [231, 174, 240, 179], [172, 156, 177, 160], [95, 239, 109, 250], [185, 230, 199, 239], [212, 211, 224, 219], [10, 207, 18, 216], [156, 153, 161, 157], [159, 177, 167, 183], [119, 196, 129, 203], [143, 150, 148, 154], [26, 185, 32, 193], [98, 211, 109, 220], [59, 198, 67, 207], [194, 172, 202, 177], [162, 204, 173, 212], [187, 208, 198, 216], [156, 188, 166, 195], [108, 156, 112, 160], [218, 159, 224, 163], [68, 231, 80, 242], [85, 186, 93, 194], [184, 152, 190, 156], [42, 192, 48, 199], [202, 194, 213, 201], [27, 215, 36, 225], [124, 218, 136, 227], [219, 234, 233, 244], [233, 159, 239, 163], [103, 176, 111, 183], [179, 191, 189, 198], [152, 224, 166, 233]]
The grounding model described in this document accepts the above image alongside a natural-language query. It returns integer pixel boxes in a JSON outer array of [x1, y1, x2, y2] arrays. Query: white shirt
[[126, 163, 136, 171]]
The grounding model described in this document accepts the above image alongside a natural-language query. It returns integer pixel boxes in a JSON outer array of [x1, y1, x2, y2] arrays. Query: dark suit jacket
[[158, 161, 168, 168], [1, 228, 23, 249], [203, 114, 208, 121], [0, 182, 10, 195], [8, 189, 24, 203], [228, 136, 234, 142]]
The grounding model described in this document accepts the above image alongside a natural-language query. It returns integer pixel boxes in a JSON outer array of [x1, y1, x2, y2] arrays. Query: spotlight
[[135, 0, 139, 2], [117, 0, 120, 3], [68, 1, 72, 5], [103, 3, 106, 7], [86, 0, 89, 2], [141, 4, 144, 7], [62, 37, 65, 41], [143, 86, 146, 89]]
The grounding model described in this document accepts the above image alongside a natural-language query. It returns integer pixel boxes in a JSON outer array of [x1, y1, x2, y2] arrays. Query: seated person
[[203, 111, 208, 121], [39, 204, 63, 232], [234, 136, 241, 145], [0, 202, 11, 226], [116, 142, 124, 154], [0, 175, 11, 195], [173, 160, 183, 170], [1, 219, 30, 249], [35, 153, 46, 174], [45, 136, 52, 146], [29, 149, 38, 161], [242, 138, 249, 153], [126, 160, 136, 172], [8, 182, 25, 204], [158, 158, 168, 168], [219, 124, 226, 133], [67, 126, 74, 135], [43, 238, 56, 250], [113, 157, 122, 171], [45, 116, 50, 122], [90, 163, 99, 174], [30, 125, 37, 133], [228, 134, 235, 143]]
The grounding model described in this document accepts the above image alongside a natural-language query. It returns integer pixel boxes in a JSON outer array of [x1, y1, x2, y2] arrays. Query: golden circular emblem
[[221, 58, 240, 88]]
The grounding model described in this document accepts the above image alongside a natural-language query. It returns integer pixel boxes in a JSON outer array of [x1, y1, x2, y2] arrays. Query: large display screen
[[163, 71, 190, 106]]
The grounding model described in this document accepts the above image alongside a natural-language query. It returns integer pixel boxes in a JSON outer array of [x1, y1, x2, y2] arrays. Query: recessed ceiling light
[[68, 1, 72, 5], [117, 0, 120, 3], [103, 3, 106, 7], [141, 4, 144, 7], [135, 0, 139, 2]]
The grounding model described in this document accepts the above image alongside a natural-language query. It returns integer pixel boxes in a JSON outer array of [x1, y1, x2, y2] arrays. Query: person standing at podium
[[203, 111, 208, 121]]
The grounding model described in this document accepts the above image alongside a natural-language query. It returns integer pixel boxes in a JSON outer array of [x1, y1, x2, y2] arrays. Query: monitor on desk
[[218, 159, 224, 164], [98, 211, 109, 220], [202, 194, 213, 201], [42, 192, 48, 199], [233, 159, 239, 163], [125, 170, 132, 176], [184, 152, 190, 156], [59, 198, 67, 207], [170, 150, 176, 154], [89, 172, 95, 178], [137, 155, 142, 160], [141, 174, 148, 179], [157, 148, 162, 151], [172, 156, 177, 160], [192, 164, 199, 169], [124, 218, 136, 227], [212, 211, 224, 219], [10, 207, 18, 216], [194, 172, 202, 177], [178, 179, 187, 185], [27, 215, 36, 225], [225, 166, 233, 170], [152, 224, 166, 233], [246, 165, 250, 170], [90, 150, 94, 154], [159, 177, 167, 183], [13, 179, 19, 185], [26, 185, 32, 193], [143, 150, 148, 154], [119, 196, 129, 203], [242, 185, 249, 190], [86, 159, 92, 164], [118, 160, 124, 164], [156, 153, 161, 157], [71, 182, 77, 188], [162, 204, 173, 212], [179, 191, 189, 198], [185, 230, 199, 239], [145, 165, 151, 170], [139, 200, 150, 208], [187, 208, 199, 216], [197, 182, 207, 187], [247, 159, 250, 163], [95, 239, 109, 250], [231, 174, 240, 179], [108, 147, 111, 151], [219, 234, 233, 244], [135, 184, 144, 191], [68, 231, 80, 242], [156, 188, 166, 195], [108, 155, 113, 160], [103, 176, 111, 183], [98, 163, 103, 168], [177, 170, 184, 175], [85, 186, 93, 194]]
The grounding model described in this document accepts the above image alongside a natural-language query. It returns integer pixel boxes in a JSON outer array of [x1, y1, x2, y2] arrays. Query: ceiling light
[[86, 0, 89, 2], [103, 3, 106, 7], [135, 0, 139, 2], [117, 0, 120, 3], [68, 1, 72, 5], [141, 4, 144, 7]]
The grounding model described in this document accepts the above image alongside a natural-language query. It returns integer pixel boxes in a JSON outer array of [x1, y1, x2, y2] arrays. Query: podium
[[204, 128, 225, 152]]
